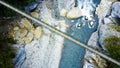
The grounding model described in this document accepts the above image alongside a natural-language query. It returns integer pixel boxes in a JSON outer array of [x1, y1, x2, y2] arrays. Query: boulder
[[99, 24, 120, 50], [66, 7, 82, 18], [31, 12, 39, 18], [111, 2, 120, 18], [34, 26, 42, 39], [95, 0, 113, 18], [103, 17, 113, 24]]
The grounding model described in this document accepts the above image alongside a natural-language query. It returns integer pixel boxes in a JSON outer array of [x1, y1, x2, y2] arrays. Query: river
[[13, 0, 100, 68]]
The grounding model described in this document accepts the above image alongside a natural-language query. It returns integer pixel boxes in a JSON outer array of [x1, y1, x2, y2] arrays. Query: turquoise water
[[60, 16, 98, 68], [59, 0, 100, 67], [13, 0, 100, 67]]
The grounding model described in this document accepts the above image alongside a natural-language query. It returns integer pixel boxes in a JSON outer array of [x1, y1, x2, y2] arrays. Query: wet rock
[[66, 7, 82, 18], [34, 26, 42, 39]]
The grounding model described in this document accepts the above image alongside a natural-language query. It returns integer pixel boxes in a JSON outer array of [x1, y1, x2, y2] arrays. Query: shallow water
[[60, 15, 99, 68], [59, 0, 100, 67]]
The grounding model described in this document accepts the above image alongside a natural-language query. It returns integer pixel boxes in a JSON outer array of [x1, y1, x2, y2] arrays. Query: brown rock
[[34, 26, 42, 39]]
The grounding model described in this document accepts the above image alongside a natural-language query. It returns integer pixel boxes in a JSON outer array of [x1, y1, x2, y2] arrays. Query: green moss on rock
[[104, 36, 120, 68], [104, 36, 120, 60], [111, 25, 120, 32]]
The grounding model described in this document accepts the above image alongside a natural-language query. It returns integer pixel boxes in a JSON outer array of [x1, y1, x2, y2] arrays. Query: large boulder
[[99, 24, 120, 50], [111, 2, 120, 18], [95, 0, 117, 19], [99, 24, 120, 68]]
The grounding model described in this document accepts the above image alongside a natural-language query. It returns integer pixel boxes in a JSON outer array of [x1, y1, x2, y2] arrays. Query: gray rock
[[87, 31, 99, 49], [103, 17, 113, 24], [99, 24, 120, 50], [25, 2, 39, 12], [111, 2, 120, 18]]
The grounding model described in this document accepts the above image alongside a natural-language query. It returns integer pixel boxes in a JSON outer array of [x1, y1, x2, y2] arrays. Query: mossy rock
[[104, 36, 120, 68], [111, 25, 120, 32], [104, 36, 120, 61]]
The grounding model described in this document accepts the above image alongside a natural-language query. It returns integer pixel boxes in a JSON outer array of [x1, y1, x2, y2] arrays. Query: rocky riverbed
[[0, 0, 120, 68], [84, 0, 120, 68]]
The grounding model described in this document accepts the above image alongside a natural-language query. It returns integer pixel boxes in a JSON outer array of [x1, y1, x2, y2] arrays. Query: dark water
[[59, 12, 99, 68]]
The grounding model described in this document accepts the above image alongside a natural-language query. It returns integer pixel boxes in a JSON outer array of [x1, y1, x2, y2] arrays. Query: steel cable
[[0, 0, 120, 66]]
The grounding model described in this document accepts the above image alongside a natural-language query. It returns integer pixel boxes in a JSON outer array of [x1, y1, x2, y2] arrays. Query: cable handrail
[[0, 0, 120, 66]]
